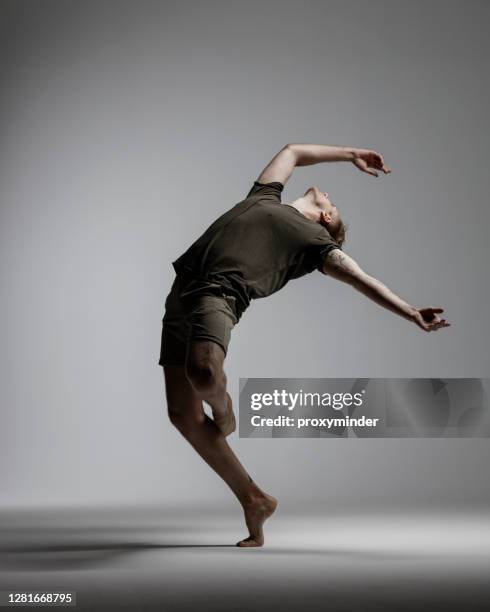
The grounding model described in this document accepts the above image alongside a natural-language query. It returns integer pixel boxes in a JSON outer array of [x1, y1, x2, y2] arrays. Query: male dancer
[[158, 143, 450, 547]]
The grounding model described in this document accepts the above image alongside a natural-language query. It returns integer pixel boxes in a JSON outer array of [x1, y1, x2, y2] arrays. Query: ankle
[[242, 482, 267, 507]]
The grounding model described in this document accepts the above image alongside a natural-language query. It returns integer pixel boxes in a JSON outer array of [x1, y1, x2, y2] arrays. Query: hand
[[412, 307, 451, 332], [351, 148, 391, 177]]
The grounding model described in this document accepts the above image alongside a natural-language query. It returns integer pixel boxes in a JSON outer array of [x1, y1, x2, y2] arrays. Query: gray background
[[1, 0, 489, 513]]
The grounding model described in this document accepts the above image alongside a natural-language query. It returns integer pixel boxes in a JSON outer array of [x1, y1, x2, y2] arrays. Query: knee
[[185, 364, 222, 396], [168, 404, 204, 434]]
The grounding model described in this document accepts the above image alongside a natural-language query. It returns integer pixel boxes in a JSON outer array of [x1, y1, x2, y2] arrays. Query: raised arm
[[256, 143, 391, 185], [321, 249, 450, 332]]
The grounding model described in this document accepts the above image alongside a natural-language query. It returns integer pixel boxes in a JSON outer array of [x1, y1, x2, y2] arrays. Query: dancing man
[[158, 143, 450, 547]]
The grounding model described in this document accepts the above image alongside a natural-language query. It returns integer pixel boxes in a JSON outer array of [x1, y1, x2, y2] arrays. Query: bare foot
[[237, 493, 278, 548], [213, 392, 236, 437]]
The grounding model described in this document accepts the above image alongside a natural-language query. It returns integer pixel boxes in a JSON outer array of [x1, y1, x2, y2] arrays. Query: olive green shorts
[[158, 275, 241, 367]]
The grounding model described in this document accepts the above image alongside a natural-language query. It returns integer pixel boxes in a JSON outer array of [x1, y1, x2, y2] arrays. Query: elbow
[[283, 143, 299, 164], [284, 142, 302, 156]]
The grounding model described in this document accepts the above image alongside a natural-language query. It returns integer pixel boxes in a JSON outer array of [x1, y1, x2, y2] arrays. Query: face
[[307, 186, 341, 229]]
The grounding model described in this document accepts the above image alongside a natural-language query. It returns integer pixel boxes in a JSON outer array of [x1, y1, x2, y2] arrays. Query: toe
[[236, 536, 263, 548]]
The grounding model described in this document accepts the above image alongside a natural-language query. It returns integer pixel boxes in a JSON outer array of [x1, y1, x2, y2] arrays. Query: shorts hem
[[189, 334, 228, 357], [158, 334, 229, 368], [158, 361, 185, 367]]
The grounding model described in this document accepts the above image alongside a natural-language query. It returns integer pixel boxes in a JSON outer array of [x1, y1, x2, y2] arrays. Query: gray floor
[[1, 505, 489, 611]]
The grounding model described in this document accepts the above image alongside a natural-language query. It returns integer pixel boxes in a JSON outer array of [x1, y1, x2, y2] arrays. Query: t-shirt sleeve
[[309, 228, 341, 272], [246, 181, 284, 202]]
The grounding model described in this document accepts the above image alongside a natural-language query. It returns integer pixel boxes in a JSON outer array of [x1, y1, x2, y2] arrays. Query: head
[[304, 186, 347, 247]]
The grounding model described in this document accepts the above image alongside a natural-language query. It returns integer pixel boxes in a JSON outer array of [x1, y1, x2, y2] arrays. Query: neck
[[287, 196, 320, 222]]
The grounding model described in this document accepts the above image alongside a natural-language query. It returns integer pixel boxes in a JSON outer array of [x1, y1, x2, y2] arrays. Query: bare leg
[[163, 348, 277, 547], [185, 340, 234, 435]]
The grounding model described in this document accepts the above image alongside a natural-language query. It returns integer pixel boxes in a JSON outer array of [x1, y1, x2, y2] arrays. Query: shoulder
[[245, 180, 284, 201], [311, 224, 338, 244]]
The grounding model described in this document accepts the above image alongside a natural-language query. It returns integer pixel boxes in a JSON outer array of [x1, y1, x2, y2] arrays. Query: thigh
[[185, 294, 237, 365], [159, 276, 239, 369], [186, 338, 226, 377], [159, 276, 188, 367]]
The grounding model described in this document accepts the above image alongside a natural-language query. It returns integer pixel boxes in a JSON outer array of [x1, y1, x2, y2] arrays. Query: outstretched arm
[[321, 249, 450, 332], [256, 143, 391, 185]]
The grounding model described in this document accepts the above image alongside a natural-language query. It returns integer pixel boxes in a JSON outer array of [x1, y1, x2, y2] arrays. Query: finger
[[434, 320, 449, 331], [375, 153, 385, 168], [372, 152, 391, 174], [371, 153, 391, 174], [354, 159, 378, 177], [364, 163, 379, 177]]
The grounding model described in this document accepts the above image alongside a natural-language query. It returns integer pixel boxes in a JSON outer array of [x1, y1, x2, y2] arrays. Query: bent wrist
[[405, 306, 418, 321], [342, 147, 357, 161]]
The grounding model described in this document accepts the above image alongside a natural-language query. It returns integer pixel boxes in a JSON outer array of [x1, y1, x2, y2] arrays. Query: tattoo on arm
[[322, 249, 365, 283]]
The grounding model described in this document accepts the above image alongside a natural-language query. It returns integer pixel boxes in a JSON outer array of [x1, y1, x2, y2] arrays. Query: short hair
[[332, 217, 347, 248]]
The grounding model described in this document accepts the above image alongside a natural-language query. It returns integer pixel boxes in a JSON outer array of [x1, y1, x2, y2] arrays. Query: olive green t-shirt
[[172, 181, 341, 315]]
